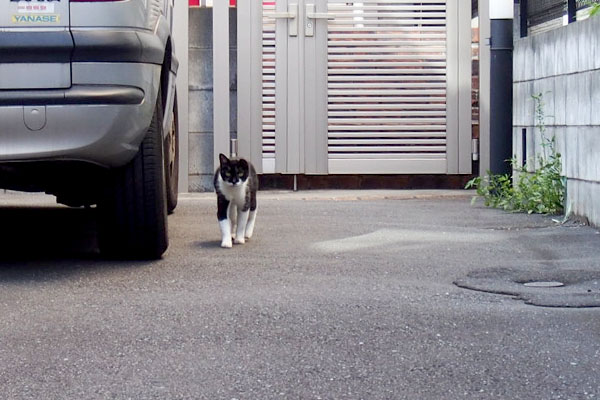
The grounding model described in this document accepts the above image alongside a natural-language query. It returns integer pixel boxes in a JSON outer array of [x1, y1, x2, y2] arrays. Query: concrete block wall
[[513, 16, 600, 226], [188, 8, 237, 192]]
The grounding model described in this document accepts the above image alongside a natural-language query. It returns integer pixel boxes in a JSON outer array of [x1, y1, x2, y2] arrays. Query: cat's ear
[[238, 159, 249, 170], [219, 153, 229, 166]]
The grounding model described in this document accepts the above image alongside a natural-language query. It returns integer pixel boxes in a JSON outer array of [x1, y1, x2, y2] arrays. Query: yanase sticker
[[12, 14, 60, 23]]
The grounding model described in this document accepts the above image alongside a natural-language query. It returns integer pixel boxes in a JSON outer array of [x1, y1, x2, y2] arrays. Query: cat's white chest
[[216, 176, 247, 205]]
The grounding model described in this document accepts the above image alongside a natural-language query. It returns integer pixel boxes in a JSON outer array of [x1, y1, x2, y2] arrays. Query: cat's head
[[219, 153, 249, 186]]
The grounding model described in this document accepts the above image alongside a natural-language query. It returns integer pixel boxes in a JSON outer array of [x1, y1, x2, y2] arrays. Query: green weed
[[466, 93, 565, 215], [588, 1, 600, 16]]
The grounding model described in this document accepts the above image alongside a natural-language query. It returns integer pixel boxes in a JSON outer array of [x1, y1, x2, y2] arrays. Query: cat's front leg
[[217, 195, 233, 248], [245, 191, 257, 239], [219, 219, 233, 248], [245, 210, 257, 239], [234, 209, 249, 244], [228, 201, 238, 240]]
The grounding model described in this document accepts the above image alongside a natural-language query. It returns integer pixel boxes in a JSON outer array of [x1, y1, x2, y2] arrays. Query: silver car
[[0, 0, 180, 259]]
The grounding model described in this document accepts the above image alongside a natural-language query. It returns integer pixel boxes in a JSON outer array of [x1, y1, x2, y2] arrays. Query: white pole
[[173, 0, 189, 192], [213, 0, 230, 169], [489, 0, 514, 19]]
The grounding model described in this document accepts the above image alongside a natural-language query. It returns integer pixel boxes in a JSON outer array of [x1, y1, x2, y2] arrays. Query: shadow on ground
[[0, 206, 98, 260], [0, 205, 153, 282]]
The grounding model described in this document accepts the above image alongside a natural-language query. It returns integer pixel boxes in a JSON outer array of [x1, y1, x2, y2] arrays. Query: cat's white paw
[[245, 211, 256, 239], [234, 237, 245, 245], [221, 238, 233, 248]]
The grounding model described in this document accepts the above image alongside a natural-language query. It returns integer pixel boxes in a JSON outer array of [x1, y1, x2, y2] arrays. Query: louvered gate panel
[[262, 2, 276, 173], [243, 0, 469, 175], [327, 0, 449, 174]]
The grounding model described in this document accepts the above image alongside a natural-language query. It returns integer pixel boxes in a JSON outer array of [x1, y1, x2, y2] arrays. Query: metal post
[[230, 138, 238, 159], [568, 0, 577, 23], [489, 0, 514, 176], [213, 0, 231, 169], [520, 0, 528, 38], [521, 128, 527, 167]]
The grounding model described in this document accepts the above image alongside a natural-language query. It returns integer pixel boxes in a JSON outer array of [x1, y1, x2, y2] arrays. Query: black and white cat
[[214, 153, 258, 248]]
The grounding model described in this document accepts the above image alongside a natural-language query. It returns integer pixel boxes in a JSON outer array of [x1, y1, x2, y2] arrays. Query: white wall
[[513, 16, 600, 225]]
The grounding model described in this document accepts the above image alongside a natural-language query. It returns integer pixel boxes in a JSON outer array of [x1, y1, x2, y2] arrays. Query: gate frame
[[232, 0, 478, 176], [235, 0, 264, 172]]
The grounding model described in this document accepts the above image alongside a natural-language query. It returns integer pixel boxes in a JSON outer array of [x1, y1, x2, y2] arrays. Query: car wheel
[[165, 90, 179, 214], [97, 91, 168, 260]]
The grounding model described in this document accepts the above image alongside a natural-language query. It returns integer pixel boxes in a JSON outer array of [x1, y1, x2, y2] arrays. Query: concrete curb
[[0, 189, 475, 204], [179, 189, 475, 202]]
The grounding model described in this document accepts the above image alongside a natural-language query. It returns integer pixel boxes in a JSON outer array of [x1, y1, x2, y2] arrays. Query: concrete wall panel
[[513, 16, 600, 226], [564, 127, 579, 179], [188, 8, 237, 192], [533, 77, 554, 123], [513, 81, 534, 126], [189, 90, 213, 133], [522, 39, 535, 82], [554, 27, 569, 76], [565, 22, 579, 74], [565, 74, 580, 126], [568, 180, 600, 226], [553, 74, 567, 126], [576, 73, 591, 126], [594, 16, 600, 70], [535, 32, 556, 79], [592, 69, 600, 126], [578, 17, 595, 72], [189, 48, 213, 90], [514, 41, 526, 82], [189, 133, 214, 175]]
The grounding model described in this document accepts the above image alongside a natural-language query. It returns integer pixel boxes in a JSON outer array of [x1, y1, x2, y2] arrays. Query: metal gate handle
[[264, 4, 298, 37], [305, 4, 334, 37]]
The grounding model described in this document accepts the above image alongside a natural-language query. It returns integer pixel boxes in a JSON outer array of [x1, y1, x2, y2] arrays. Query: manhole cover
[[454, 268, 600, 308], [523, 281, 565, 288]]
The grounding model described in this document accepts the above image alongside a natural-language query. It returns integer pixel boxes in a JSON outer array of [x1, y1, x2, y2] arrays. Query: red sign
[[189, 0, 236, 6]]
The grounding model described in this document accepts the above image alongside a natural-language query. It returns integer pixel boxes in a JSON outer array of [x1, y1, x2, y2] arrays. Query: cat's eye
[[224, 171, 231, 177], [238, 171, 244, 177]]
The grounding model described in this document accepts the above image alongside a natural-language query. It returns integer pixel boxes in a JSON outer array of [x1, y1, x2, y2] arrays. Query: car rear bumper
[[0, 62, 160, 168], [0, 100, 153, 168], [0, 85, 145, 106]]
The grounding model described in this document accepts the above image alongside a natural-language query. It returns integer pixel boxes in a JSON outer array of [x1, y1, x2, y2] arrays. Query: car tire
[[97, 91, 168, 260], [165, 90, 179, 214]]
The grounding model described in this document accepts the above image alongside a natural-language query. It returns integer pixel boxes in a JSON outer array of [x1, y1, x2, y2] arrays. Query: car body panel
[[70, 0, 152, 30], [0, 0, 178, 173], [0, 62, 70, 89]]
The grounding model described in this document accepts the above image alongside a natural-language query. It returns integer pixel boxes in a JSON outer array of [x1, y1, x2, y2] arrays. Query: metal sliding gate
[[237, 0, 472, 175]]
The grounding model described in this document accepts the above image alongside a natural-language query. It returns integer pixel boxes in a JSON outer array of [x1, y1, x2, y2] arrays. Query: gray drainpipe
[[489, 0, 514, 176]]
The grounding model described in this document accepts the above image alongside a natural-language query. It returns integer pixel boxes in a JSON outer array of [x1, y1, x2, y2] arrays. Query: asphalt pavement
[[0, 190, 599, 399]]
